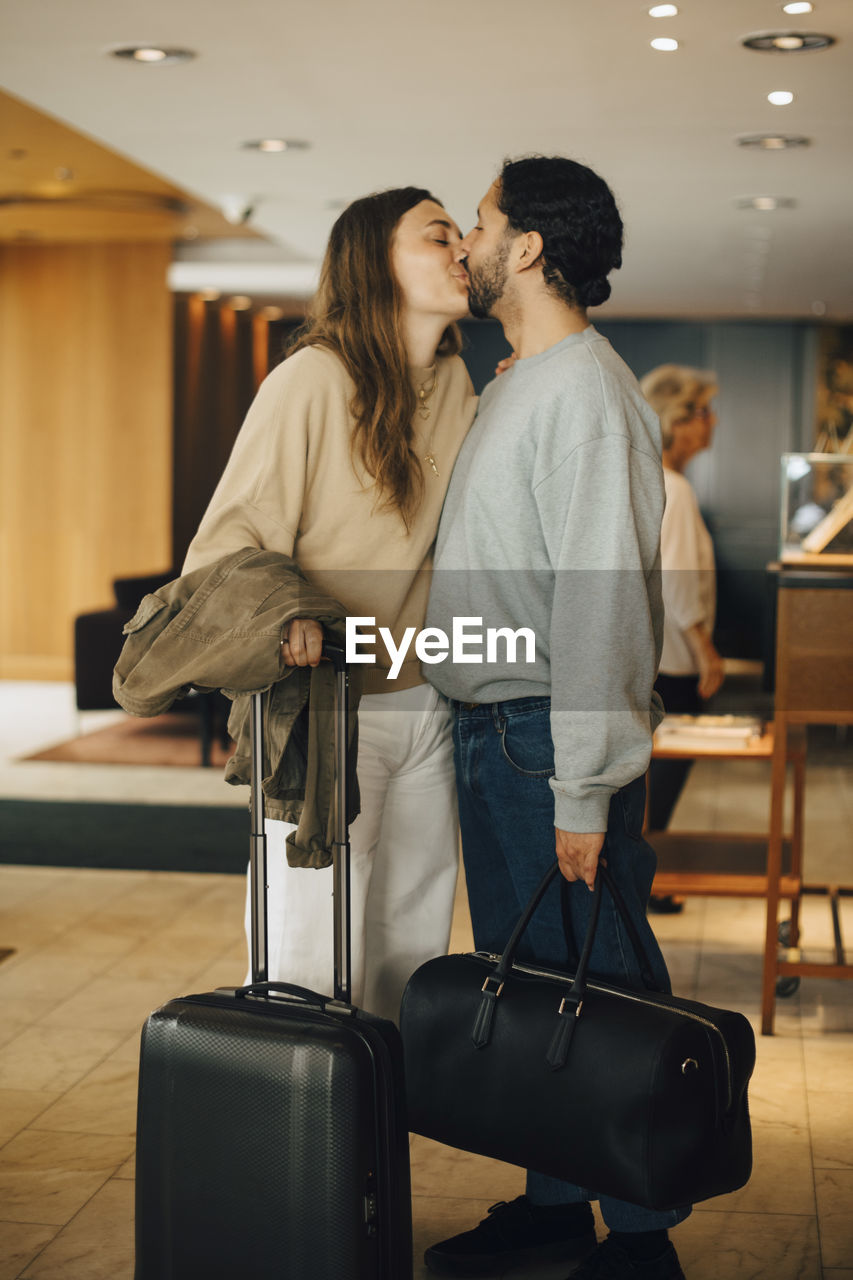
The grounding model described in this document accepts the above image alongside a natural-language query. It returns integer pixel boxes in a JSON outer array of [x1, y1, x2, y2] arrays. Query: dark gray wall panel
[[596, 321, 709, 387], [459, 316, 821, 659]]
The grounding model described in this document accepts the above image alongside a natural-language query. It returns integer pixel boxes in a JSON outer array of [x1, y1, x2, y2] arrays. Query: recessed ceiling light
[[811, 300, 827, 315], [768, 90, 795, 105], [229, 296, 253, 311], [735, 195, 797, 210], [650, 37, 679, 50], [110, 45, 197, 64], [198, 289, 220, 301], [742, 31, 835, 52], [262, 306, 285, 321], [783, 2, 813, 13], [737, 132, 811, 148], [648, 4, 678, 16], [241, 139, 311, 153]]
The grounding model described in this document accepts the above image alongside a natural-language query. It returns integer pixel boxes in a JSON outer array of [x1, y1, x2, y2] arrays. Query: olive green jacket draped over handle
[[112, 547, 361, 868]]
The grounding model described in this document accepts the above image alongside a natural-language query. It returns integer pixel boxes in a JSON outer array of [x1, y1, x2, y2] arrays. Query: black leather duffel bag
[[400, 864, 755, 1211]]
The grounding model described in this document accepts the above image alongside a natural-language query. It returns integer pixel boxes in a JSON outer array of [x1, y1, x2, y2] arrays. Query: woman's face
[[672, 393, 717, 458], [390, 200, 470, 327]]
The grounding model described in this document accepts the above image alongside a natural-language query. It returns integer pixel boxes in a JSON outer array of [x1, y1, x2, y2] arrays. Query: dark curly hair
[[497, 156, 623, 309]]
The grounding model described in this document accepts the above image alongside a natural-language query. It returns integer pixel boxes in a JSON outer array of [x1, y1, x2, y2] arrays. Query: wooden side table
[[648, 726, 806, 906], [761, 566, 853, 1034]]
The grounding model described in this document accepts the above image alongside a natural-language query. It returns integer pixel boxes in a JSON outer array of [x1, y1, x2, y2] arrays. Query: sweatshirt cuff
[[552, 785, 615, 834]]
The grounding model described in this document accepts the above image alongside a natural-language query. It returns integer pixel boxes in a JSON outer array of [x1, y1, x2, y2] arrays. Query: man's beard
[[467, 239, 511, 319]]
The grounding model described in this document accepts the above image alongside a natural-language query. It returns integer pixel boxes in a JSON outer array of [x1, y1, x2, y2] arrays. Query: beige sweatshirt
[[183, 344, 477, 693]]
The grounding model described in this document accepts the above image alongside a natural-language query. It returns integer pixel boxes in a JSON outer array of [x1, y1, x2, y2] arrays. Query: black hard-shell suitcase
[[134, 647, 413, 1279]]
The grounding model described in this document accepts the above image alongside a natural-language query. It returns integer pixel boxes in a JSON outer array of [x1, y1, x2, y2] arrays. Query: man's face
[[460, 181, 514, 319]]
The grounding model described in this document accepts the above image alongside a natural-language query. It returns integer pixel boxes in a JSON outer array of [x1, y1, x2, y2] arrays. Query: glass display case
[[779, 452, 853, 563]]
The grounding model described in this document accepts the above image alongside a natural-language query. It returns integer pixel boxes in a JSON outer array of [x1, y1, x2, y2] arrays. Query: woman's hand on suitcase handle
[[281, 618, 324, 667], [555, 829, 605, 891]]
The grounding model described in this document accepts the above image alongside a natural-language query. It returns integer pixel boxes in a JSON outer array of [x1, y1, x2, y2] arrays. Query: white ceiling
[[2, 0, 851, 318]]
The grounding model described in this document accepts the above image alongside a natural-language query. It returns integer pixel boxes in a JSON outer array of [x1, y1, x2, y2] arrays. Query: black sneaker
[[567, 1237, 685, 1279], [424, 1195, 597, 1276]]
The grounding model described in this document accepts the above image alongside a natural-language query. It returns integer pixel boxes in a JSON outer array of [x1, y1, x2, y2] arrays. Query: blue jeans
[[451, 696, 691, 1233]]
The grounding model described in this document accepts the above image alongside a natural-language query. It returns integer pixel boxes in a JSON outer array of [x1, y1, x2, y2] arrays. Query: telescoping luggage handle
[[248, 641, 352, 1003]]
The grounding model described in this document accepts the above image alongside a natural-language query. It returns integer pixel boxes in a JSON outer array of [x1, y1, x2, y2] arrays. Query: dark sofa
[[73, 570, 229, 766]]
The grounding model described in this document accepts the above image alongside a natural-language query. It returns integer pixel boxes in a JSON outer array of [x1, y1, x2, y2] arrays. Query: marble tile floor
[[0, 681, 851, 1278]]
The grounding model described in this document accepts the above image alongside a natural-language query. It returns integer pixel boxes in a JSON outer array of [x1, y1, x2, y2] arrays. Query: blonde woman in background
[[639, 364, 724, 913]]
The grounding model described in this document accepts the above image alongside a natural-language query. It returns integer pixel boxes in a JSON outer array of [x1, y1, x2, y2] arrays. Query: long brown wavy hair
[[288, 187, 462, 528]]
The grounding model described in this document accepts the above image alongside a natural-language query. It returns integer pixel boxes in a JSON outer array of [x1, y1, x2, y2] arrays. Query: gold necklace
[[417, 368, 438, 420], [417, 368, 440, 477]]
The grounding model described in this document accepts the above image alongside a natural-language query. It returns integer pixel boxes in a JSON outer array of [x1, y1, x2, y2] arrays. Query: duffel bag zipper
[[474, 952, 733, 1112]]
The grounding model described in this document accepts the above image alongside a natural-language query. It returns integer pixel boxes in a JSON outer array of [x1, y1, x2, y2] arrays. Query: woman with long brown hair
[[183, 187, 476, 1021]]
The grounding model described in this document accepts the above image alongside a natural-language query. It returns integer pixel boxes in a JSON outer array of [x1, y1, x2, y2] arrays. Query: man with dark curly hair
[[424, 157, 690, 1279]]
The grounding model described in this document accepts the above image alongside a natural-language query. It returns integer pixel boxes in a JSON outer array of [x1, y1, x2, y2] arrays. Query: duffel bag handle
[[544, 866, 660, 1069], [593, 867, 660, 992], [472, 860, 660, 1062], [488, 863, 659, 993]]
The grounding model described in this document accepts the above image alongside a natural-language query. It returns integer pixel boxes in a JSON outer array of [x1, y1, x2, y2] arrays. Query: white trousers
[[244, 682, 459, 1023]]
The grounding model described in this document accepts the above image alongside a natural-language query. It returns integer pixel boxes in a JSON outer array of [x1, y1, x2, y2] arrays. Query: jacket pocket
[[122, 593, 168, 635]]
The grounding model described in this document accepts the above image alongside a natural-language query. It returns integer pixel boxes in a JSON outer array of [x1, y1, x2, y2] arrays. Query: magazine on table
[[654, 714, 764, 749]]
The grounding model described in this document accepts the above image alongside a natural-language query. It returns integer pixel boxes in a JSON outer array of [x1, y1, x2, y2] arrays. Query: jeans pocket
[[499, 714, 555, 779]]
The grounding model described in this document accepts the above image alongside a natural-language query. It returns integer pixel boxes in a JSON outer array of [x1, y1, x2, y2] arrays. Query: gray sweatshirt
[[426, 326, 665, 833]]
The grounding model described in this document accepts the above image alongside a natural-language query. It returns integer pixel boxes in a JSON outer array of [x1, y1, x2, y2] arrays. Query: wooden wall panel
[[171, 296, 257, 566], [0, 242, 172, 680], [170, 301, 301, 567]]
